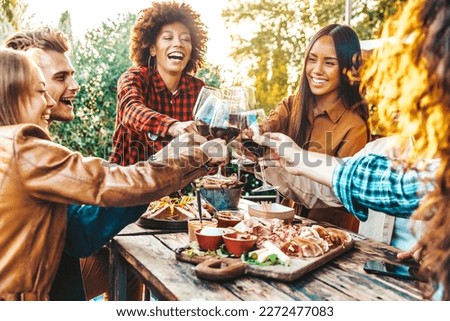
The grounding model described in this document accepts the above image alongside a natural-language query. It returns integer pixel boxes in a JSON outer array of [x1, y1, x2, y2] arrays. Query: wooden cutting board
[[176, 239, 354, 282]]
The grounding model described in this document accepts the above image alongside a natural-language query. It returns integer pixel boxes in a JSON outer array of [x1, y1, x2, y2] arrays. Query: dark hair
[[129, 1, 207, 74], [289, 24, 369, 147], [3, 26, 69, 53], [0, 49, 36, 125]]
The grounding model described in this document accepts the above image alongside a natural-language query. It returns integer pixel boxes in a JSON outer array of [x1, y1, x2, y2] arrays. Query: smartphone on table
[[363, 260, 423, 281]]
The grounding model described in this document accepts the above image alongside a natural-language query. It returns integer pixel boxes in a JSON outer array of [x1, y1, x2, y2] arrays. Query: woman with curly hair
[[109, 1, 208, 166], [363, 0, 450, 300], [257, 0, 449, 300]]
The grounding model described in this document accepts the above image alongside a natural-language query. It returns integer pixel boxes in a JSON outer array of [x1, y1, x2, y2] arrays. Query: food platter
[[175, 217, 355, 282], [176, 239, 354, 281]]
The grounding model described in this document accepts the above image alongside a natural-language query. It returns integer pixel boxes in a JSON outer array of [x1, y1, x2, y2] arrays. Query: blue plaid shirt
[[332, 154, 437, 221]]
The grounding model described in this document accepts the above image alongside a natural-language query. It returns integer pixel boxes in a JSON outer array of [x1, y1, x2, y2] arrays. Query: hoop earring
[[147, 55, 156, 69]]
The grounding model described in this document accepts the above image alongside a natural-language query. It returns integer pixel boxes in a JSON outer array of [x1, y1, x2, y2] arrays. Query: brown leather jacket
[[0, 124, 209, 300]]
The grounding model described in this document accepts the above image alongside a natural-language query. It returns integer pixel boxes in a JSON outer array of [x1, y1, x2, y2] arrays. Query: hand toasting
[[152, 133, 228, 167]]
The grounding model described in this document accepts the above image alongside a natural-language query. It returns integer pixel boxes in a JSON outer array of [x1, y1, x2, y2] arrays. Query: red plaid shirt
[[109, 66, 205, 165]]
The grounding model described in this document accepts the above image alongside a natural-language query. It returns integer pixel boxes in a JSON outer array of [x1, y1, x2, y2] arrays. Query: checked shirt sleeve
[[117, 69, 176, 137], [332, 154, 435, 221]]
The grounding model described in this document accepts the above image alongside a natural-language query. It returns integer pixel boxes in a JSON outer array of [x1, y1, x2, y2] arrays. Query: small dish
[[199, 186, 243, 210], [223, 232, 257, 257], [187, 219, 217, 242], [248, 202, 295, 223], [216, 210, 244, 228], [195, 227, 226, 251]]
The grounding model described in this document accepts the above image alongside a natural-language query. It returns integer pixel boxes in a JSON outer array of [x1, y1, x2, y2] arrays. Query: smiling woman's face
[[305, 35, 341, 104], [19, 62, 55, 130], [150, 22, 192, 76]]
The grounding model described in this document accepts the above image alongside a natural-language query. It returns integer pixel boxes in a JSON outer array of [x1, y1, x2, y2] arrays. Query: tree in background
[[345, 0, 407, 40], [223, 0, 407, 113], [196, 65, 223, 89], [0, 0, 29, 41], [58, 10, 73, 45], [223, 0, 312, 113]]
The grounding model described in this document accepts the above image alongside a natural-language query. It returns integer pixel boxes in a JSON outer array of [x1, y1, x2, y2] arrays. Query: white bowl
[[248, 203, 295, 223]]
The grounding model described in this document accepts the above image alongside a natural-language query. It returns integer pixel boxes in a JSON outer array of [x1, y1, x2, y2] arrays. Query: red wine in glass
[[209, 126, 240, 144], [241, 139, 268, 158], [195, 119, 211, 137]]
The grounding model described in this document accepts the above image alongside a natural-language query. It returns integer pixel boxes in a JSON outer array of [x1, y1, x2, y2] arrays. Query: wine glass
[[208, 98, 242, 179], [243, 86, 256, 110], [193, 86, 222, 138], [239, 109, 278, 193], [193, 86, 222, 118], [193, 92, 222, 138], [222, 86, 256, 111], [209, 99, 241, 144]]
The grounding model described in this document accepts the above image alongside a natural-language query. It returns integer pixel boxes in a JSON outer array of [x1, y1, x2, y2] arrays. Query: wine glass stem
[[259, 162, 268, 186], [212, 164, 225, 178], [237, 158, 242, 179]]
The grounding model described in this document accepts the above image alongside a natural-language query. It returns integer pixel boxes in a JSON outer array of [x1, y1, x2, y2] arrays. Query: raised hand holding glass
[[239, 109, 278, 193]]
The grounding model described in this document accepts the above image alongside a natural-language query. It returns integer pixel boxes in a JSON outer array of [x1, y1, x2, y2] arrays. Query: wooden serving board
[[176, 239, 354, 282]]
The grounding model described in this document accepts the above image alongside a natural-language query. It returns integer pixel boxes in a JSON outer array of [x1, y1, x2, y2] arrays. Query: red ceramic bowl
[[216, 210, 244, 228], [195, 227, 225, 251], [223, 232, 257, 257]]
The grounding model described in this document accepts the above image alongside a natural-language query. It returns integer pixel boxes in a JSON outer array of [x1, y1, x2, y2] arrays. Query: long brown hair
[[129, 1, 207, 73], [0, 49, 36, 125], [289, 24, 369, 148], [361, 0, 450, 300]]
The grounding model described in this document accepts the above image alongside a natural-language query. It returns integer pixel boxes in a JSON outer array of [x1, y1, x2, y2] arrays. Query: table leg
[[108, 240, 128, 301]]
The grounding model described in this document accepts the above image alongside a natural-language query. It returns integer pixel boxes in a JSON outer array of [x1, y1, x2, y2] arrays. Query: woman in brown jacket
[[262, 24, 370, 232], [0, 49, 227, 300]]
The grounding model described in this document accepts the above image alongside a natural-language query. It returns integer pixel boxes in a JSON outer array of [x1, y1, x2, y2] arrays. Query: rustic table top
[[108, 220, 424, 301]]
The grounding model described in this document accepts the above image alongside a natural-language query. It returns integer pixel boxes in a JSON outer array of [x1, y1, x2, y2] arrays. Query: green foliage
[[223, 0, 309, 113], [313, 0, 346, 26], [1, 0, 19, 29], [58, 10, 73, 44], [223, 0, 407, 114], [0, 0, 28, 41], [312, 0, 406, 39], [196, 65, 223, 88], [350, 0, 407, 39], [50, 13, 136, 158]]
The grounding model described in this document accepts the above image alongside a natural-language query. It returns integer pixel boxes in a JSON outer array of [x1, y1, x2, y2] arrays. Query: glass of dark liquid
[[193, 87, 222, 139], [209, 104, 241, 144], [207, 99, 242, 179], [239, 109, 278, 192]]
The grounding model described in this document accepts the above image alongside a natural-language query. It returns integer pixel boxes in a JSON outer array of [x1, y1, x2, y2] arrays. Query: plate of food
[[137, 196, 212, 230]]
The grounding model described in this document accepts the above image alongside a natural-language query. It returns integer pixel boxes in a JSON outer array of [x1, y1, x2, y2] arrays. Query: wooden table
[[108, 219, 424, 301]]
